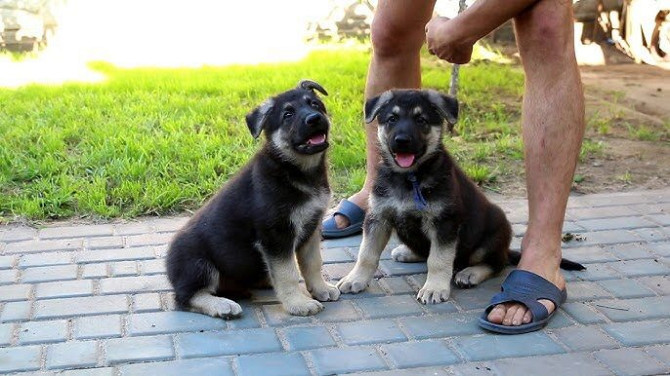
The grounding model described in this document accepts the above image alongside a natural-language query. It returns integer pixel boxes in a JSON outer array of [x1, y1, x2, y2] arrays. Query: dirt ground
[[496, 62, 669, 197]]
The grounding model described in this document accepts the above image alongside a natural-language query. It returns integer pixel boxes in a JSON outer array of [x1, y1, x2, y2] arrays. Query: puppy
[[166, 80, 340, 318], [337, 89, 584, 304]]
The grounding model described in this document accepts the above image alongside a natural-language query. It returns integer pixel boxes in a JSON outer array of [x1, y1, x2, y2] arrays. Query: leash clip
[[408, 173, 428, 211]]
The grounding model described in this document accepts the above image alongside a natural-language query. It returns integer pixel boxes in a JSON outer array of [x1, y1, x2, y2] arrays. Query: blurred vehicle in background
[[574, 0, 670, 64], [1, 0, 63, 52]]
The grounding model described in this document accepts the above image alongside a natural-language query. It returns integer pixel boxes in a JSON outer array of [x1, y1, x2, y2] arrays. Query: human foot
[[332, 192, 368, 229], [486, 262, 565, 327]]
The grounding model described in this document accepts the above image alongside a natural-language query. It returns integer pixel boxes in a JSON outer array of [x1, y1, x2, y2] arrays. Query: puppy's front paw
[[391, 245, 425, 263], [311, 283, 341, 302], [416, 284, 451, 304], [283, 296, 324, 316], [336, 272, 371, 294]]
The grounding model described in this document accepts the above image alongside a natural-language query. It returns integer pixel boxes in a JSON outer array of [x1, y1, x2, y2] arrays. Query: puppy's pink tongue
[[308, 133, 326, 145], [394, 153, 415, 168]]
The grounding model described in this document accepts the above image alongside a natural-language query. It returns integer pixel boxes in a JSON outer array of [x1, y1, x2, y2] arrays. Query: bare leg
[[332, 0, 436, 229], [487, 0, 585, 326]]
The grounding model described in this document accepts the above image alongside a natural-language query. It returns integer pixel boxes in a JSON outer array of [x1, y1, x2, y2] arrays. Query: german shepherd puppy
[[167, 80, 340, 318], [337, 89, 583, 304]]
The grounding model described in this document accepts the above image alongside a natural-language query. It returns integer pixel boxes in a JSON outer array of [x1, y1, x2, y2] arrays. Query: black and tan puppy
[[337, 89, 583, 304], [167, 80, 340, 318]]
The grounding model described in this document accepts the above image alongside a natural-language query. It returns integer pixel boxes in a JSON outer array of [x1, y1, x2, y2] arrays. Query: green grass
[[1, 46, 530, 222]]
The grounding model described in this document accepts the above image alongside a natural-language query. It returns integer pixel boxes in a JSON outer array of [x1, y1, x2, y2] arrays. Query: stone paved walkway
[[1, 189, 669, 376]]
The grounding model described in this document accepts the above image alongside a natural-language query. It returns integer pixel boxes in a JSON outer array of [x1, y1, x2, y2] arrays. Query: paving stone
[[400, 312, 484, 339], [645, 344, 670, 367], [633, 227, 669, 242], [563, 230, 642, 248], [105, 335, 174, 365], [261, 304, 311, 326], [337, 279, 387, 300], [125, 233, 174, 248], [39, 224, 114, 239], [316, 300, 361, 322], [46, 340, 98, 369], [0, 323, 14, 346], [81, 263, 108, 279], [322, 234, 364, 249], [594, 348, 667, 376], [561, 302, 608, 324], [321, 247, 355, 263], [576, 216, 656, 231], [379, 260, 428, 276], [551, 325, 619, 351], [492, 352, 613, 376], [450, 278, 504, 311], [604, 242, 656, 260], [226, 304, 262, 329], [382, 340, 460, 368], [18, 320, 68, 344], [74, 315, 122, 339], [379, 277, 415, 295], [132, 293, 163, 313], [566, 281, 613, 301], [35, 280, 93, 299], [99, 275, 171, 294], [648, 241, 670, 257], [237, 352, 310, 376], [19, 252, 74, 268], [1, 300, 32, 322], [0, 255, 16, 270], [5, 238, 83, 254], [636, 275, 670, 295], [310, 346, 387, 375], [593, 296, 670, 321], [452, 332, 564, 361], [110, 261, 138, 277], [177, 328, 282, 358], [0, 284, 32, 302], [113, 222, 153, 236], [0, 345, 42, 373], [608, 258, 670, 277], [140, 259, 166, 275], [337, 319, 406, 345], [561, 247, 619, 264], [544, 309, 577, 329], [0, 227, 37, 242], [128, 311, 226, 336], [566, 263, 621, 281], [76, 247, 156, 263], [21, 264, 78, 283], [596, 278, 656, 299], [149, 218, 188, 233], [648, 213, 670, 226], [86, 236, 124, 250], [283, 326, 336, 351], [0, 269, 17, 285], [323, 262, 382, 280], [448, 363, 498, 376], [34, 295, 129, 319], [569, 206, 641, 220], [603, 320, 670, 346], [355, 295, 424, 319], [119, 357, 233, 376]]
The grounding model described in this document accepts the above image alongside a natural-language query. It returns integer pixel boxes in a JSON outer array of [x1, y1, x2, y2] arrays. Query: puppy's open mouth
[[393, 152, 416, 168], [296, 133, 329, 154]]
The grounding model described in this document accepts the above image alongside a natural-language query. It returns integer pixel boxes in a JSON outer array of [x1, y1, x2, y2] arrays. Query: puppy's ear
[[364, 91, 394, 124], [245, 99, 274, 139], [425, 90, 459, 130], [298, 80, 328, 96]]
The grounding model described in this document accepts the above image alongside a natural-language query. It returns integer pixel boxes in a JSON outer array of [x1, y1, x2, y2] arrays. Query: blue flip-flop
[[478, 270, 567, 334], [322, 199, 365, 239]]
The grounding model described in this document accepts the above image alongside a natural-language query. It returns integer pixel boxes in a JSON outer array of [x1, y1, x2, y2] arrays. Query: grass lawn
[[0, 45, 601, 222]]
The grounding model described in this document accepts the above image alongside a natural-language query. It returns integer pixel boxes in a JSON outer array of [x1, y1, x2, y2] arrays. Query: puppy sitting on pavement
[[167, 80, 340, 318], [337, 89, 584, 304]]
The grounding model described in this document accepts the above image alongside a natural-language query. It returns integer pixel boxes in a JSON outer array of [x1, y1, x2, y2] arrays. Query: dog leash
[[407, 173, 428, 210]]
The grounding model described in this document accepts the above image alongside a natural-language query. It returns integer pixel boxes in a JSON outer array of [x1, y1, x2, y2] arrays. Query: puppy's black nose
[[305, 113, 322, 126], [394, 134, 412, 147]]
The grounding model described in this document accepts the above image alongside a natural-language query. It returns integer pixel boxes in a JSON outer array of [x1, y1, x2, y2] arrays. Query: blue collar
[[407, 173, 428, 210]]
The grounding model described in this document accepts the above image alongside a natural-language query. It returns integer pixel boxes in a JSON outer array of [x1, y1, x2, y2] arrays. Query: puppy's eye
[[310, 100, 321, 109], [416, 117, 427, 125], [283, 110, 294, 119], [387, 115, 398, 124]]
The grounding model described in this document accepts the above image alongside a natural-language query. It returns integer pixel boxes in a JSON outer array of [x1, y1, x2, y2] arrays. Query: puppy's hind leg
[[391, 244, 427, 263], [454, 264, 495, 288]]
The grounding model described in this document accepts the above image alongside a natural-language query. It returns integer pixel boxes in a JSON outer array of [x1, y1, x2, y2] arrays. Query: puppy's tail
[[507, 250, 586, 271]]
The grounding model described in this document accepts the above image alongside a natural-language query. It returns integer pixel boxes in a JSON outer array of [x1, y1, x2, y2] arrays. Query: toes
[[503, 305, 518, 326], [522, 309, 532, 324], [512, 305, 527, 326], [416, 286, 450, 304], [487, 304, 507, 324], [336, 274, 369, 294], [285, 298, 324, 316], [312, 284, 341, 301]]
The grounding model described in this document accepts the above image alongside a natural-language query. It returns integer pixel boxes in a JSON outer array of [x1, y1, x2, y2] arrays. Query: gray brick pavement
[[0, 188, 669, 375]]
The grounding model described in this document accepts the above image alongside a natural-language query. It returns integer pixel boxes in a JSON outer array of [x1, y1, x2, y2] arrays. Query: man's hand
[[425, 16, 475, 64]]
